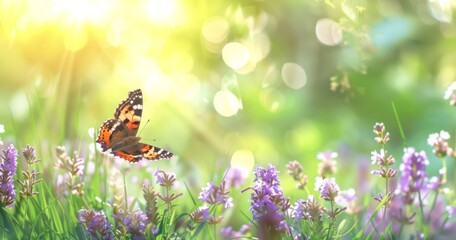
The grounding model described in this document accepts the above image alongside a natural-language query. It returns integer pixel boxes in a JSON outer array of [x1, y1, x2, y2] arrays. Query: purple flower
[[291, 199, 307, 219], [254, 164, 280, 187], [291, 196, 321, 223], [317, 151, 338, 177], [447, 206, 456, 218], [286, 160, 303, 178], [125, 210, 148, 239], [286, 160, 308, 189], [335, 188, 360, 214], [317, 151, 338, 162], [315, 177, 340, 202], [189, 206, 210, 223], [1, 144, 17, 207], [370, 149, 397, 178], [221, 224, 251, 239], [395, 148, 428, 204], [425, 196, 456, 236], [153, 168, 177, 188], [78, 209, 114, 240], [426, 168, 444, 191], [224, 167, 246, 188], [198, 181, 233, 208], [113, 210, 148, 240], [246, 164, 289, 236]]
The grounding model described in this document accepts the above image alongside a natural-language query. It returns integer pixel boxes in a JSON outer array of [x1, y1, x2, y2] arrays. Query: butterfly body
[[96, 89, 173, 162]]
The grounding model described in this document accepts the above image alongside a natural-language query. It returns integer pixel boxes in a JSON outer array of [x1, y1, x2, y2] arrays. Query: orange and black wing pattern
[[114, 89, 143, 135]]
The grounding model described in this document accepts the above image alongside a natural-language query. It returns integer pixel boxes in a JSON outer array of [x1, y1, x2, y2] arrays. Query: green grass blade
[[391, 102, 407, 147], [183, 182, 197, 206]]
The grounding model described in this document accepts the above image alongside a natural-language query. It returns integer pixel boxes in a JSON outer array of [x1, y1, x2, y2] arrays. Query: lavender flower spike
[[396, 147, 428, 204], [247, 164, 290, 235], [315, 177, 340, 202], [78, 209, 114, 240], [1, 144, 18, 207], [124, 210, 148, 240], [199, 181, 233, 208]]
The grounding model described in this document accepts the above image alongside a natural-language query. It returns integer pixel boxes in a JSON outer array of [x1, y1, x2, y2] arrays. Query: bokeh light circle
[[222, 42, 250, 70], [315, 18, 343, 46], [230, 149, 255, 176], [281, 62, 307, 89], [202, 17, 230, 44], [213, 90, 241, 117]]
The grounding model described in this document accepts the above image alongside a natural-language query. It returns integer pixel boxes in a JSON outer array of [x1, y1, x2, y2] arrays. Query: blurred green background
[[1, 0, 456, 204]]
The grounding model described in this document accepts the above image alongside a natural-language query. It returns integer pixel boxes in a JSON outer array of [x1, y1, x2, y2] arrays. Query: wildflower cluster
[[224, 167, 246, 188], [291, 197, 322, 223], [396, 148, 428, 204], [371, 123, 397, 207], [81, 168, 185, 239], [427, 131, 452, 158], [18, 145, 42, 197], [78, 209, 114, 240], [55, 146, 85, 195], [221, 224, 252, 239], [0, 144, 17, 207], [143, 184, 160, 235], [286, 160, 308, 190], [154, 169, 183, 206], [113, 209, 149, 240], [196, 180, 233, 224], [317, 151, 338, 177], [189, 206, 209, 223], [199, 181, 233, 209], [243, 164, 290, 238]]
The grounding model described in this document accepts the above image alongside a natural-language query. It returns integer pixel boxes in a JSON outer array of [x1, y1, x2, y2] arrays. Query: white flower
[[444, 82, 456, 99], [314, 176, 323, 191], [317, 151, 338, 161], [427, 131, 450, 146]]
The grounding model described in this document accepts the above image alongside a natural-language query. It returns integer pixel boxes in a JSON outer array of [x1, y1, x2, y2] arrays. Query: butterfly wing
[[97, 88, 174, 163], [114, 89, 143, 135], [96, 119, 121, 151], [115, 143, 173, 162], [141, 144, 174, 161]]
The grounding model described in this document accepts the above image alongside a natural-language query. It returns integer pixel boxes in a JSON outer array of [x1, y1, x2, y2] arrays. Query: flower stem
[[326, 201, 335, 240], [428, 189, 439, 222], [417, 190, 426, 236], [122, 162, 128, 211]]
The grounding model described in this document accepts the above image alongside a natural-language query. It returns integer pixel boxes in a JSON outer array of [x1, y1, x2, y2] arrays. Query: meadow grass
[[1, 91, 456, 240]]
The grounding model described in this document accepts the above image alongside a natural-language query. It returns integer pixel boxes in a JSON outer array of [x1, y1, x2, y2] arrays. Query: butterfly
[[96, 89, 173, 162]]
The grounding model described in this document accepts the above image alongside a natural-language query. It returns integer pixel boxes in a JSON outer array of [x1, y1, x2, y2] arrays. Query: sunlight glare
[[427, 0, 453, 23], [230, 149, 255, 177], [10, 91, 29, 121], [64, 27, 88, 51], [146, 0, 179, 24], [56, 0, 112, 25]]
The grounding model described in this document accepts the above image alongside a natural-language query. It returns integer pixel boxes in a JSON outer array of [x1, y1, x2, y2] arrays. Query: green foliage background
[[1, 0, 456, 238]]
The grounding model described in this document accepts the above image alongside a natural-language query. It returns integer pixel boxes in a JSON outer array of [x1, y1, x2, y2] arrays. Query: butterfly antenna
[[138, 119, 150, 136]]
